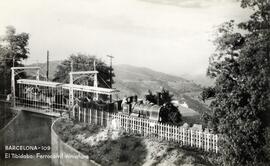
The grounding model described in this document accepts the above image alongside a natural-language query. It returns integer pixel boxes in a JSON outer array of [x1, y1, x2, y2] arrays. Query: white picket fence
[[75, 108, 219, 153]]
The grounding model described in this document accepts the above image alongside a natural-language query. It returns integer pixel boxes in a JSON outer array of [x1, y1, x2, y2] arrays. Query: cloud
[[0, 0, 250, 76], [140, 0, 237, 8]]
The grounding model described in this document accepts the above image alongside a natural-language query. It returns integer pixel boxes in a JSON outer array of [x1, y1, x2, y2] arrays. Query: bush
[[120, 143, 127, 150], [118, 153, 129, 162]]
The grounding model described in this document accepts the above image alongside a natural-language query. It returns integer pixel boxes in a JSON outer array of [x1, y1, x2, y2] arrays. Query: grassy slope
[[182, 93, 210, 115]]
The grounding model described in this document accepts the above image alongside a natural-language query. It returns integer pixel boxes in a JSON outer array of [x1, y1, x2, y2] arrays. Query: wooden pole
[[12, 56, 15, 67], [94, 60, 98, 100], [11, 68, 15, 106], [4, 58, 7, 96], [46, 50, 49, 80], [69, 61, 74, 119], [107, 55, 114, 102], [70, 60, 73, 72]]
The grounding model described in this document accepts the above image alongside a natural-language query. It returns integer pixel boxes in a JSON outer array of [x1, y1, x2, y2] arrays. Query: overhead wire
[[98, 75, 111, 88]]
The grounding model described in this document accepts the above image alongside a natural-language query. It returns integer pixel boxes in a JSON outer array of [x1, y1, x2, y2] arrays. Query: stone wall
[[0, 111, 52, 147], [0, 109, 20, 160]]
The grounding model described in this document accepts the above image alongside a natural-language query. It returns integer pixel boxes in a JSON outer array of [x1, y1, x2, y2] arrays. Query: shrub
[[118, 153, 129, 162]]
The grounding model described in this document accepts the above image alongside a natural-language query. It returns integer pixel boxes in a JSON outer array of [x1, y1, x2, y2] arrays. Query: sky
[[0, 0, 252, 78]]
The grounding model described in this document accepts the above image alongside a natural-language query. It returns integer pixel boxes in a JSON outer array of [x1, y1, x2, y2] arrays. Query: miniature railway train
[[77, 95, 182, 124], [120, 96, 162, 122]]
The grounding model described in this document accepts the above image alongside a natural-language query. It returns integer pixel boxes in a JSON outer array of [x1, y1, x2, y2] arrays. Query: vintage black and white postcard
[[0, 0, 269, 166]]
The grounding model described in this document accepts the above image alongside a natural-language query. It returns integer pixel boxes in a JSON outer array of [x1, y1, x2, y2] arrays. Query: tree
[[200, 87, 215, 102], [53, 53, 114, 101], [145, 90, 157, 104], [159, 88, 174, 105], [202, 0, 270, 165], [145, 88, 173, 105], [0, 26, 29, 95]]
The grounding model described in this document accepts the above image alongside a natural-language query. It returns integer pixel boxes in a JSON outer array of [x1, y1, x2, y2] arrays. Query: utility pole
[[93, 60, 98, 100], [93, 60, 98, 87], [107, 55, 114, 102], [69, 60, 74, 119], [70, 60, 73, 72], [11, 68, 15, 106], [46, 50, 49, 80], [4, 58, 7, 96], [12, 56, 15, 105], [12, 56, 15, 67]]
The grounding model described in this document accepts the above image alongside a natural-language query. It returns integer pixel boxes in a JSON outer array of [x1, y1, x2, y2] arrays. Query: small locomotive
[[120, 95, 182, 124]]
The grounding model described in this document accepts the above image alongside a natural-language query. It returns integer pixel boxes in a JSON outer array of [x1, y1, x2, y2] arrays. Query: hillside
[[113, 64, 202, 98], [28, 61, 202, 98]]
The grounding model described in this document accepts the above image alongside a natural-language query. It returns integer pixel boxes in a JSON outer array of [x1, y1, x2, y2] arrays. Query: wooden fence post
[[183, 127, 186, 145], [190, 129, 193, 147], [95, 109, 98, 125], [204, 133, 207, 151], [83, 108, 86, 123], [207, 134, 210, 151], [78, 107, 81, 122], [100, 109, 102, 126], [89, 108, 92, 124], [199, 132, 201, 149], [215, 135, 218, 153]]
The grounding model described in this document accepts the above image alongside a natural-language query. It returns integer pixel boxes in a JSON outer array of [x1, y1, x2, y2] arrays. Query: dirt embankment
[[54, 118, 214, 166]]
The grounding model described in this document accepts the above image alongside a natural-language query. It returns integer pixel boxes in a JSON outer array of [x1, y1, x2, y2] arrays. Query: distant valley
[[113, 64, 202, 98]]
